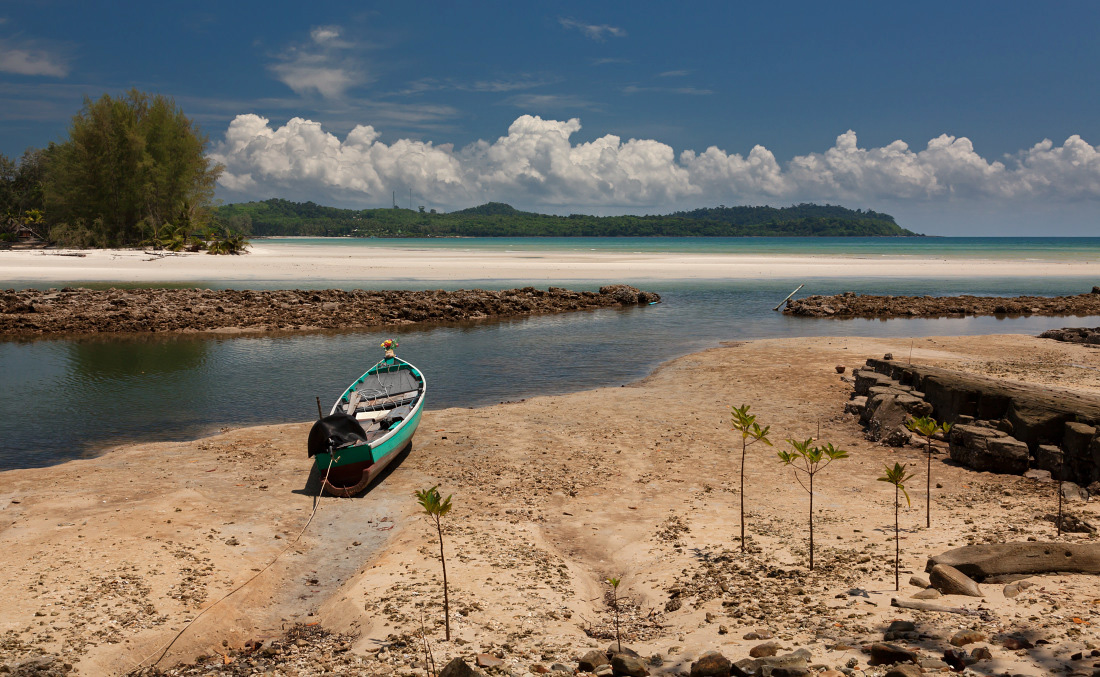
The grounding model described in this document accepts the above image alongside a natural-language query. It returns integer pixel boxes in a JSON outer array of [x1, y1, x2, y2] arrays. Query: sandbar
[[2, 242, 1099, 284]]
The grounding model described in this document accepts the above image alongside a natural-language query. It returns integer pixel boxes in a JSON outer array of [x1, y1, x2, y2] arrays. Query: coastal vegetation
[[729, 404, 772, 552], [0, 89, 242, 252], [415, 486, 453, 642], [212, 199, 918, 238], [878, 462, 915, 591], [906, 415, 951, 527], [776, 438, 849, 570]]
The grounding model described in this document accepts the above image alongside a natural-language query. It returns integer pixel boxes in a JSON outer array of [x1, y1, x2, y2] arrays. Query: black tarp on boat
[[307, 413, 368, 458]]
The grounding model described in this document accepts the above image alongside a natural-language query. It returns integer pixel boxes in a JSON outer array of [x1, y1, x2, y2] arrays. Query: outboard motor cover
[[307, 413, 368, 458]]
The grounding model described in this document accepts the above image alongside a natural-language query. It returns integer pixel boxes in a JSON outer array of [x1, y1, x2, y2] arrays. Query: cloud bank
[[211, 114, 1100, 212]]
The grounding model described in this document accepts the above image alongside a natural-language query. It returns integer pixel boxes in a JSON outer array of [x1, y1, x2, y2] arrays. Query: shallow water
[[264, 236, 1100, 261], [3, 275, 1099, 470]]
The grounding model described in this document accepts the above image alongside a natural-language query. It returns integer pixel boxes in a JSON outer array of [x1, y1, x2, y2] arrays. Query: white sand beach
[[3, 243, 1100, 283]]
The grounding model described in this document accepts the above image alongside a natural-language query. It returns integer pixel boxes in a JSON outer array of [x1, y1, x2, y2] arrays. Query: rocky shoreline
[[0, 285, 660, 337], [783, 288, 1100, 319]]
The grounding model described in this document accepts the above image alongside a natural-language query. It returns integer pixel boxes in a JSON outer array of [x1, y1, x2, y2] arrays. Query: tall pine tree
[[45, 90, 222, 246]]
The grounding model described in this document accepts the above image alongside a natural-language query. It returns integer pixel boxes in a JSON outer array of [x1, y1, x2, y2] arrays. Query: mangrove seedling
[[777, 438, 849, 570], [906, 415, 952, 528], [878, 462, 914, 591], [415, 485, 453, 641], [730, 404, 773, 552], [606, 577, 623, 654]]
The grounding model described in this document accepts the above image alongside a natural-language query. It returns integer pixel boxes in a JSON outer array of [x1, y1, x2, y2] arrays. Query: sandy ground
[[3, 243, 1100, 283], [2, 334, 1100, 676]]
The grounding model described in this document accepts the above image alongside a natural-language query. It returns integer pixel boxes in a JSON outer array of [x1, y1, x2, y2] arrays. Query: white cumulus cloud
[[211, 115, 1100, 212], [0, 40, 68, 77], [269, 26, 366, 99]]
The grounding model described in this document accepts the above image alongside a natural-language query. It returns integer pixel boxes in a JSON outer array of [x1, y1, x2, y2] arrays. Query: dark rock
[[608, 645, 641, 658], [867, 395, 911, 443], [764, 668, 811, 677], [948, 425, 1028, 474], [868, 643, 919, 665], [1002, 580, 1034, 598], [969, 646, 993, 661], [439, 658, 487, 677], [854, 370, 898, 397], [610, 653, 649, 676], [744, 630, 773, 640], [475, 654, 503, 668], [750, 641, 781, 657], [1002, 636, 1033, 650], [579, 650, 610, 671], [689, 651, 731, 676], [1062, 482, 1090, 502], [883, 665, 923, 677], [949, 629, 986, 646], [929, 563, 983, 597], [1025, 466, 1054, 481], [883, 620, 918, 641], [1045, 512, 1097, 533]]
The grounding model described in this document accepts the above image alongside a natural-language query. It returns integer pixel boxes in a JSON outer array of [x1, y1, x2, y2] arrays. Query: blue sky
[[2, 1, 1099, 235]]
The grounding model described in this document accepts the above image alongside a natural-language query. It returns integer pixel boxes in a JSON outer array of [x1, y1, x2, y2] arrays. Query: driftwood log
[[927, 543, 1100, 580]]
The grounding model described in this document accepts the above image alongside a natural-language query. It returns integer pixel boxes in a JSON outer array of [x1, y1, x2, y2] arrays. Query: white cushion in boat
[[356, 410, 388, 422]]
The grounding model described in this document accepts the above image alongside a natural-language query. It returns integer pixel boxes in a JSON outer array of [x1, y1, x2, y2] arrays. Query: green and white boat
[[307, 351, 425, 496]]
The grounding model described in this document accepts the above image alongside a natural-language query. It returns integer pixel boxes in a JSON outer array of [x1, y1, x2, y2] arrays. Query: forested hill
[[214, 199, 919, 237]]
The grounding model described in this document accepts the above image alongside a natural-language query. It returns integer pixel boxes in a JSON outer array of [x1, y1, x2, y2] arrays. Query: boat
[[307, 345, 425, 496]]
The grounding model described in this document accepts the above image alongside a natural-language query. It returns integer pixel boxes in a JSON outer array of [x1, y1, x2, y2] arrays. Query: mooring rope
[[128, 453, 338, 674]]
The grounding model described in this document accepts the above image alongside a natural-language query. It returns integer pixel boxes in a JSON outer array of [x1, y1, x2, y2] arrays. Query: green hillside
[[214, 199, 919, 238]]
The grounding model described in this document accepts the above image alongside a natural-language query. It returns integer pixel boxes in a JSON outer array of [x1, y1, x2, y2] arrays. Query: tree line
[[0, 90, 244, 253], [215, 199, 920, 238]]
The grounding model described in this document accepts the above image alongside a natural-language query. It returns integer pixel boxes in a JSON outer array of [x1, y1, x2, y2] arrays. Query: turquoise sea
[[264, 236, 1100, 261], [3, 236, 1100, 470]]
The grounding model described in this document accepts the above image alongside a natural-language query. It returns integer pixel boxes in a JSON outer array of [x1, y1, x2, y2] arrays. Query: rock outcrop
[[0, 285, 660, 336], [784, 287, 1100, 318], [846, 357, 1100, 489]]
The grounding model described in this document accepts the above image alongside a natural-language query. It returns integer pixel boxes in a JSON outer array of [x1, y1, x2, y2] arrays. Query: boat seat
[[385, 405, 412, 421], [355, 410, 388, 422]]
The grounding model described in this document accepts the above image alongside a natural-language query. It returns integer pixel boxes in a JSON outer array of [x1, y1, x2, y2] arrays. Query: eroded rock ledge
[[847, 357, 1100, 493], [0, 285, 660, 336], [785, 287, 1100, 318]]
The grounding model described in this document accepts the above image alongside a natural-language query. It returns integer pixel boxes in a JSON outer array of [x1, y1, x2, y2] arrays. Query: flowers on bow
[[380, 339, 399, 350]]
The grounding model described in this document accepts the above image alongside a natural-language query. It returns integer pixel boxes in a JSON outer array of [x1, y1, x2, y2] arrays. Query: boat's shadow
[[293, 442, 414, 498]]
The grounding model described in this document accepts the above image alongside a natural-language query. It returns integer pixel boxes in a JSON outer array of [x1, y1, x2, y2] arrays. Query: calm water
[[265, 236, 1100, 261], [3, 272, 1100, 470]]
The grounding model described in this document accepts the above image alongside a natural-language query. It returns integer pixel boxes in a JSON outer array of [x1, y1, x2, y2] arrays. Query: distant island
[[214, 200, 920, 238]]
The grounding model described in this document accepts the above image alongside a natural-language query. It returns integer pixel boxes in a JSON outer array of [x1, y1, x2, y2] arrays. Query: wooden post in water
[[316, 396, 323, 419], [773, 284, 804, 311]]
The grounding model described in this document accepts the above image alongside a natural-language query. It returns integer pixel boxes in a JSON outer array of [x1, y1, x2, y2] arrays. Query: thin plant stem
[[926, 437, 932, 529], [894, 484, 900, 591], [808, 472, 814, 571], [436, 517, 450, 642], [740, 439, 747, 551]]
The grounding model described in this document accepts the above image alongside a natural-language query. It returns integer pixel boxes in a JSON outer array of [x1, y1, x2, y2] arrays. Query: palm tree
[[905, 416, 951, 528], [878, 462, 914, 591], [415, 486, 453, 641], [730, 404, 772, 551], [777, 439, 849, 570]]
